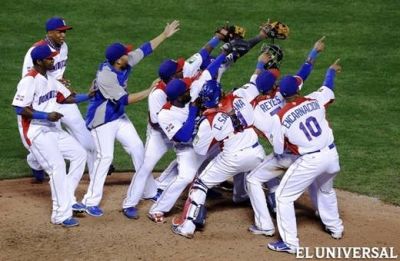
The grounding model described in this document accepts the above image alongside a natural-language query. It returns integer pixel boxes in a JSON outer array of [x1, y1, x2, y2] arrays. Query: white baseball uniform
[[149, 101, 207, 215], [123, 81, 175, 208], [22, 39, 96, 174], [12, 69, 86, 224], [175, 93, 265, 236], [123, 48, 207, 209], [222, 75, 284, 229], [270, 85, 343, 248], [235, 75, 291, 231]]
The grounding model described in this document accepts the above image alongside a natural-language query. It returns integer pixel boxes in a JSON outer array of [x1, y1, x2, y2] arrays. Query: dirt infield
[[1, 173, 399, 261]]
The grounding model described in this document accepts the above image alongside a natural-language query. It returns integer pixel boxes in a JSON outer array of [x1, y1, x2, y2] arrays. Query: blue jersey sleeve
[[323, 68, 336, 90], [140, 42, 153, 57]]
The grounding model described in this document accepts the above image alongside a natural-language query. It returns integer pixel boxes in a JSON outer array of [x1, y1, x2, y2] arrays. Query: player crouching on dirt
[[171, 79, 265, 239]]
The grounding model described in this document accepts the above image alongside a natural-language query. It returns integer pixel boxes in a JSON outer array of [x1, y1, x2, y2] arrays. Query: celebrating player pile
[[12, 16, 344, 255]]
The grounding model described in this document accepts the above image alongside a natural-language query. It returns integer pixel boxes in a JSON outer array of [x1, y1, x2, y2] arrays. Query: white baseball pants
[[83, 116, 145, 207], [30, 128, 86, 224], [176, 143, 265, 235], [123, 124, 175, 208], [25, 104, 96, 175], [149, 147, 206, 214], [246, 152, 298, 230], [275, 147, 343, 248], [59, 103, 96, 176]]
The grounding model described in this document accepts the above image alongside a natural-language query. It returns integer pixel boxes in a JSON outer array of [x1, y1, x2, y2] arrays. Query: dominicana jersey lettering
[[271, 86, 335, 155], [12, 70, 71, 146], [22, 39, 68, 80], [86, 42, 153, 129]]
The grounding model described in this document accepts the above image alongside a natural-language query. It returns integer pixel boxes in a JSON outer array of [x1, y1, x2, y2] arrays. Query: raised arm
[[128, 20, 180, 67], [150, 20, 180, 50], [323, 58, 341, 90], [296, 36, 325, 81]]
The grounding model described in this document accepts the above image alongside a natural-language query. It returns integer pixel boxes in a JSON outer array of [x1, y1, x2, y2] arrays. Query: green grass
[[1, 0, 399, 204]]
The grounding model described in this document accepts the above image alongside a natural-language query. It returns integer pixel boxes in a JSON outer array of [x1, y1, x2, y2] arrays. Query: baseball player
[[122, 29, 229, 219], [267, 59, 344, 254], [171, 76, 267, 238], [227, 45, 283, 206], [22, 17, 96, 182], [12, 45, 93, 227], [246, 37, 326, 236], [81, 20, 180, 217], [146, 49, 234, 223]]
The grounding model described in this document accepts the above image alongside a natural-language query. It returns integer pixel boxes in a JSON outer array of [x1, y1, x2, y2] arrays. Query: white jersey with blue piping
[[271, 86, 335, 155], [22, 38, 68, 80], [12, 69, 71, 146], [86, 42, 153, 129]]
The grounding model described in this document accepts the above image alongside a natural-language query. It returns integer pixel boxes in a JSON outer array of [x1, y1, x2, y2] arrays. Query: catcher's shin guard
[[175, 178, 208, 228]]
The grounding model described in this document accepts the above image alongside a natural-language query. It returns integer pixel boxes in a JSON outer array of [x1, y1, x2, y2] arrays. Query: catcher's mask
[[199, 80, 222, 108], [260, 44, 283, 69]]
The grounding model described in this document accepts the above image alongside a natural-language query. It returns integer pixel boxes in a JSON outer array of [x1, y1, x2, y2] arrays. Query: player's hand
[[58, 78, 71, 88], [88, 89, 96, 98], [150, 77, 161, 90], [47, 112, 64, 122], [258, 52, 271, 64], [163, 20, 180, 38], [191, 97, 203, 108], [330, 58, 342, 73], [215, 28, 229, 41], [313, 36, 325, 53]]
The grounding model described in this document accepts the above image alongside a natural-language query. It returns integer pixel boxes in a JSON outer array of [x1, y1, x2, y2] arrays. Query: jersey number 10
[[299, 116, 322, 141]]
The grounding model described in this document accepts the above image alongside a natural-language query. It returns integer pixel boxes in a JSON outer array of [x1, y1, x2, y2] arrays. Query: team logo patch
[[15, 94, 24, 101], [166, 123, 175, 133]]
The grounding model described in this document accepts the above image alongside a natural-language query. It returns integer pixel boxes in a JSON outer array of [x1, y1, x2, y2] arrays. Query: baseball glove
[[215, 23, 246, 42], [260, 21, 289, 40], [221, 38, 251, 58]]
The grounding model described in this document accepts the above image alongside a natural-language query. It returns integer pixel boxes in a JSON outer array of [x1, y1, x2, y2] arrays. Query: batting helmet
[[165, 79, 187, 101], [279, 75, 303, 97], [199, 80, 222, 108], [260, 44, 283, 69], [255, 69, 279, 94]]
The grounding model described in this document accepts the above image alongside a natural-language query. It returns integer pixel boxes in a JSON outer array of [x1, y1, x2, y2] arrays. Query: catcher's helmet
[[260, 44, 283, 69], [199, 80, 222, 108]]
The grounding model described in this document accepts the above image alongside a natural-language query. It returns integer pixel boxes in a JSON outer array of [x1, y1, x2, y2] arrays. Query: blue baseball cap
[[158, 58, 185, 82], [30, 45, 59, 61], [105, 42, 133, 63], [165, 79, 187, 101], [255, 69, 280, 94], [279, 75, 303, 97], [46, 17, 72, 31]]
